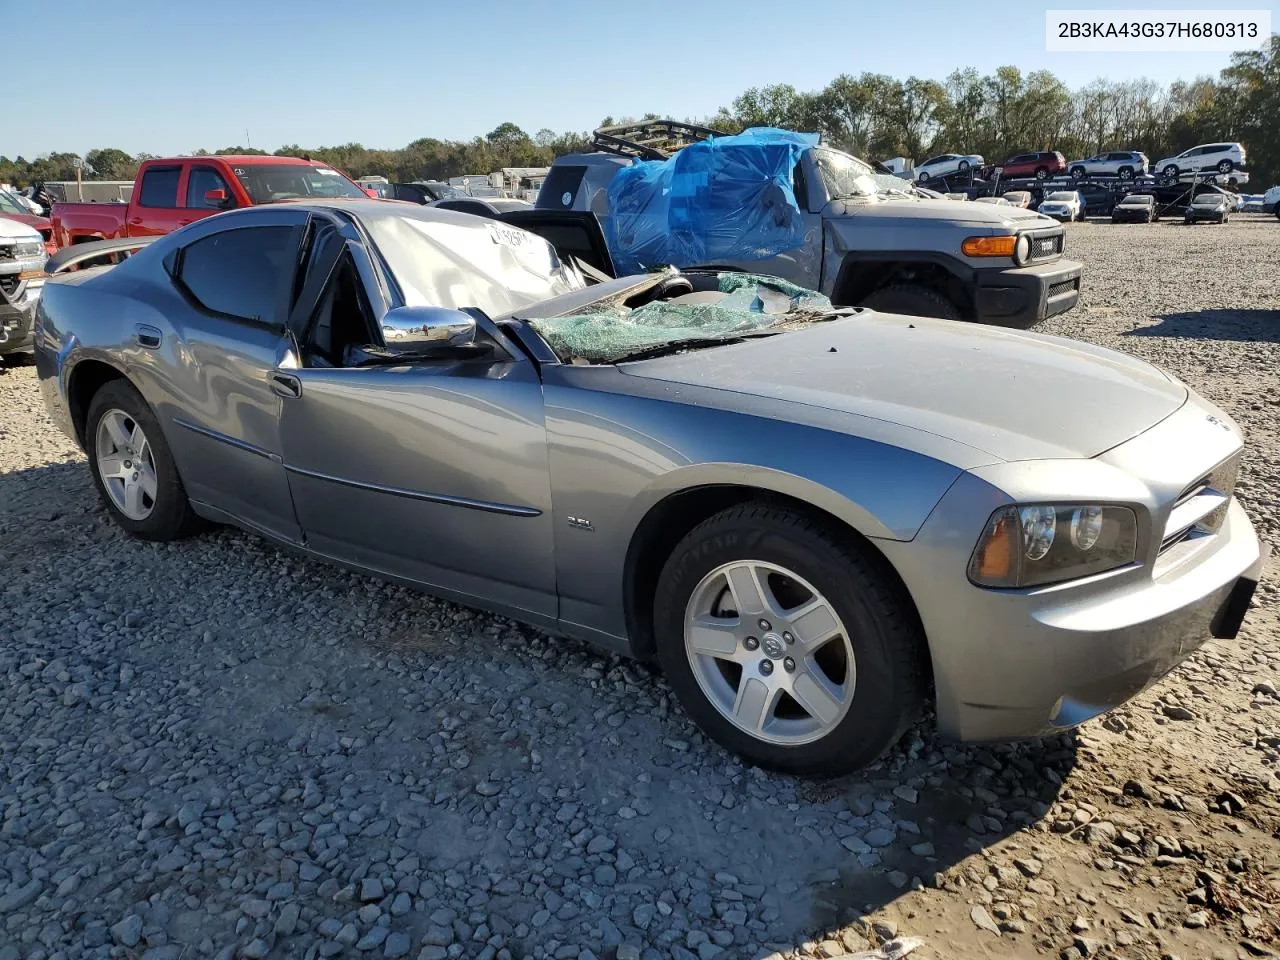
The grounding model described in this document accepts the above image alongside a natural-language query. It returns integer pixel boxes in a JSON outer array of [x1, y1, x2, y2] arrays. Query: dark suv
[[999, 151, 1067, 180]]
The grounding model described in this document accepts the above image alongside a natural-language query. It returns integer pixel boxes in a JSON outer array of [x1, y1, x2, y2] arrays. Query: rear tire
[[1069, 166, 1085, 179], [653, 502, 925, 776], [858, 283, 962, 321], [1034, 167, 1048, 179], [1217, 159, 1233, 173], [1118, 166, 1134, 180], [86, 379, 201, 541]]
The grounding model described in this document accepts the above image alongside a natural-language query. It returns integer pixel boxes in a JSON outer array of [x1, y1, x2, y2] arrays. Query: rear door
[[128, 165, 191, 236], [153, 210, 306, 541]]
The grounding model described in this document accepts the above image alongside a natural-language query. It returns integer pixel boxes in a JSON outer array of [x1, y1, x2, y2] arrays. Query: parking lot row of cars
[[913, 141, 1249, 183]]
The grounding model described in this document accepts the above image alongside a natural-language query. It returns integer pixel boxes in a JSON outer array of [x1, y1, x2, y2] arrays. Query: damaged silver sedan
[[35, 201, 1266, 775]]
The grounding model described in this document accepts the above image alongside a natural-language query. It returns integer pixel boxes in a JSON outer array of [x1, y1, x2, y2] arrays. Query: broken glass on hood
[[528, 273, 848, 364]]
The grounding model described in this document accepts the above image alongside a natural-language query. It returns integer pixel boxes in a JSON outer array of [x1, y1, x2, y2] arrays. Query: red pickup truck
[[51, 155, 370, 248]]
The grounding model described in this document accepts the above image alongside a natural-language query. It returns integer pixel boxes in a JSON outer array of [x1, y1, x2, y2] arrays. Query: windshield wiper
[[609, 330, 786, 364]]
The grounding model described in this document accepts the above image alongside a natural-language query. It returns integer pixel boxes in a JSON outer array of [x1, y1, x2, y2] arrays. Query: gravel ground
[[1, 213, 1278, 960]]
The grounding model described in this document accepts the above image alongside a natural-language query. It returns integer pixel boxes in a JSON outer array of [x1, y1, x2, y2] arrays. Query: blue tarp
[[604, 128, 819, 275]]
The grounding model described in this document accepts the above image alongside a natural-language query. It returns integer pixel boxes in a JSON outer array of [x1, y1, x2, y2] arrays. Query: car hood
[[827, 197, 1053, 227], [618, 313, 1187, 462], [0, 216, 41, 240]]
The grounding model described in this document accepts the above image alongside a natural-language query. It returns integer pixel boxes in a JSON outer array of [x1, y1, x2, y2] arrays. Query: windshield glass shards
[[529, 274, 845, 364]]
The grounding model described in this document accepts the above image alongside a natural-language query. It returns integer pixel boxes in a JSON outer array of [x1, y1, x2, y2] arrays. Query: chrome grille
[[1158, 452, 1240, 556]]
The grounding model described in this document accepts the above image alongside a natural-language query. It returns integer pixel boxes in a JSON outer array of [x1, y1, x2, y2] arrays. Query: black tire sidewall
[[653, 508, 920, 775], [86, 380, 196, 541], [859, 284, 961, 321]]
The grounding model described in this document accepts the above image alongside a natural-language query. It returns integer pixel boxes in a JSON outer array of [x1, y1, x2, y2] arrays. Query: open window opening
[[300, 254, 379, 368]]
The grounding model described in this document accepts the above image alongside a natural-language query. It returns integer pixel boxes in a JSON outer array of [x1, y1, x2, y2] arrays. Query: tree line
[[4, 37, 1276, 192]]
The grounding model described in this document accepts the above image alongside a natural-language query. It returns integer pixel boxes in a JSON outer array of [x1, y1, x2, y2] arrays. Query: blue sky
[[10, 0, 1276, 158]]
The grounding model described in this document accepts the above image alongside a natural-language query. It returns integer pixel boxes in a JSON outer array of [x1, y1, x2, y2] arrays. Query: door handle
[[134, 324, 162, 349], [269, 372, 302, 399]]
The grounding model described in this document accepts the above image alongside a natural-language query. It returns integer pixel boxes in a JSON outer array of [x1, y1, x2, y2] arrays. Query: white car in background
[[973, 196, 1010, 206], [1038, 191, 1084, 221], [1155, 142, 1246, 179], [915, 153, 983, 182], [1263, 185, 1280, 213]]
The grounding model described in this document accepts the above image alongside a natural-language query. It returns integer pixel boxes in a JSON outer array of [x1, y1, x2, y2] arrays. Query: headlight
[[1014, 234, 1031, 265], [968, 503, 1138, 588]]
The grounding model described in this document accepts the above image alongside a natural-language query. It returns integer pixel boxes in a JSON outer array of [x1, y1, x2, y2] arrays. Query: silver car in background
[[34, 201, 1266, 775], [0, 217, 47, 358], [914, 153, 984, 182]]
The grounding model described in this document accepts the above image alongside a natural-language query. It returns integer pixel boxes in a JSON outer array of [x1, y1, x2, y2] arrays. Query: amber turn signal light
[[961, 235, 1017, 257]]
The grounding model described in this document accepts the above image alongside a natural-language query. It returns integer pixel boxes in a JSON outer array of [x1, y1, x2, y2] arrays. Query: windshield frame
[[1045, 192, 1077, 202]]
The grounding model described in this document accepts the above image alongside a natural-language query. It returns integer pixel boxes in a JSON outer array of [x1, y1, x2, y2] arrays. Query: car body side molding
[[281, 463, 543, 518]]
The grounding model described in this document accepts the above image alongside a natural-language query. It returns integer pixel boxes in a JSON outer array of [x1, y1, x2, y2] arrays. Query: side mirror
[[381, 305, 476, 350], [204, 188, 232, 209]]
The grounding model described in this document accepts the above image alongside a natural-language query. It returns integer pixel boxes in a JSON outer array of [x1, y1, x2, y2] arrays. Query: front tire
[[86, 379, 200, 541], [653, 503, 925, 775], [858, 283, 961, 321], [1034, 167, 1049, 180], [958, 160, 971, 173], [1163, 164, 1179, 179], [916, 170, 930, 182]]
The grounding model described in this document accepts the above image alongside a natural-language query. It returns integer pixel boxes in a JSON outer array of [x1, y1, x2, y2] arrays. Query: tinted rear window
[[138, 167, 181, 208], [178, 226, 295, 322], [537, 165, 589, 208]]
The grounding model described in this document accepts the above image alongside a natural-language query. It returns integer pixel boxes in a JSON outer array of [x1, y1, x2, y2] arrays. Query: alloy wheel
[[96, 408, 158, 521], [683, 560, 855, 746]]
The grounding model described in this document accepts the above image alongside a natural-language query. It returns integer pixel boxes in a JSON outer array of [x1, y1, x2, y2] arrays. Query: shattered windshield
[[528, 273, 844, 364], [813, 149, 883, 199]]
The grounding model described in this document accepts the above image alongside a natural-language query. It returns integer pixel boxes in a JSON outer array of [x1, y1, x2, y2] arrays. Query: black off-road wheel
[[85, 379, 201, 541], [653, 502, 926, 776], [858, 283, 962, 321]]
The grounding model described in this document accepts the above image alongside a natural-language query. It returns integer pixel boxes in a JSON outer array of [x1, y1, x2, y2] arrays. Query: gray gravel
[[1, 214, 1278, 960]]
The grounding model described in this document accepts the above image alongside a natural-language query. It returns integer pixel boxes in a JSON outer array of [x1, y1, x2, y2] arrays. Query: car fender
[[543, 372, 972, 646]]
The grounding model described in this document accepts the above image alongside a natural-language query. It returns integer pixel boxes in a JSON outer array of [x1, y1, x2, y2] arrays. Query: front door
[[276, 238, 558, 619]]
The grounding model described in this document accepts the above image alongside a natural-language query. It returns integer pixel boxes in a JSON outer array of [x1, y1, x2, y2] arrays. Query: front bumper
[[1111, 210, 1152, 222], [1185, 209, 1227, 222], [973, 257, 1082, 329], [880, 398, 1267, 742], [0, 274, 42, 357]]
